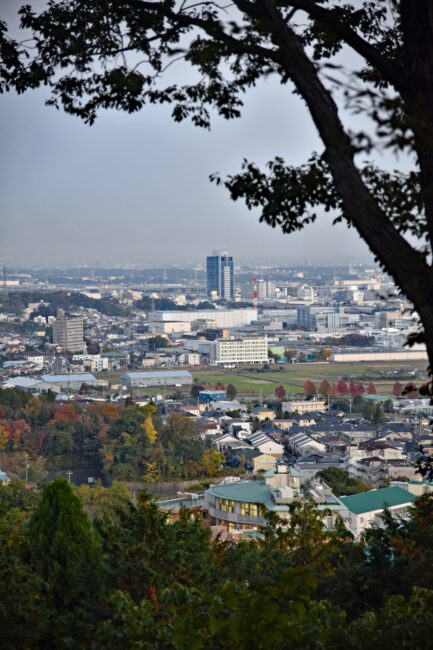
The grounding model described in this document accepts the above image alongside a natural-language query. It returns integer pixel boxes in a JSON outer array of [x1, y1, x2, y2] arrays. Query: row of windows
[[220, 498, 235, 513], [218, 499, 264, 517]]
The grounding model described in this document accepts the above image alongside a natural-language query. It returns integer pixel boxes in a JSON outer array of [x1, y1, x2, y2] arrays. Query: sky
[[0, 1, 374, 268]]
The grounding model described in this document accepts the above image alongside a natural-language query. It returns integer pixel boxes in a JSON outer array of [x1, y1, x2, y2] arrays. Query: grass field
[[97, 360, 429, 398]]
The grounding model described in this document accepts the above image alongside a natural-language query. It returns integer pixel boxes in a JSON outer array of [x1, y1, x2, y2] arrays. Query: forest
[[0, 389, 224, 484], [1, 476, 433, 649]]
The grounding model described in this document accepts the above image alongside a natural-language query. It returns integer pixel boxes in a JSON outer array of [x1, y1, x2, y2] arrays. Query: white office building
[[257, 280, 276, 301], [210, 336, 268, 365]]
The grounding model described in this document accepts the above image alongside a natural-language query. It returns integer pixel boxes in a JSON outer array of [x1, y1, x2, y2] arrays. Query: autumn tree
[[303, 379, 316, 397], [393, 381, 403, 397], [142, 417, 157, 445], [367, 382, 377, 395], [336, 379, 348, 396], [201, 448, 224, 476], [141, 402, 157, 445], [275, 385, 286, 400], [318, 380, 330, 397], [320, 348, 332, 362], [284, 349, 297, 363]]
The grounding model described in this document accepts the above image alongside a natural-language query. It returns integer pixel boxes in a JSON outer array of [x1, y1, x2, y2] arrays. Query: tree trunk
[[401, 1, 433, 250], [259, 2, 433, 374]]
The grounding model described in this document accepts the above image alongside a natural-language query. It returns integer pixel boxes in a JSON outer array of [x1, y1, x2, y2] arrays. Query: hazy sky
[[0, 1, 373, 268]]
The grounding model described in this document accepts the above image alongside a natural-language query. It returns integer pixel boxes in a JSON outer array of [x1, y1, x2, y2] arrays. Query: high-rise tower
[[206, 250, 234, 300], [53, 309, 84, 353]]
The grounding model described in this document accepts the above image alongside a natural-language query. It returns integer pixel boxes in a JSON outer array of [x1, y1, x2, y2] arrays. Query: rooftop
[[41, 373, 97, 383], [209, 480, 272, 504], [121, 370, 192, 379], [340, 486, 416, 515]]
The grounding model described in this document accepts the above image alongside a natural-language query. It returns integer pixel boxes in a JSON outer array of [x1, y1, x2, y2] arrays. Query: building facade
[[52, 309, 84, 353], [150, 309, 257, 330], [210, 336, 268, 365], [340, 486, 417, 538], [206, 250, 234, 300]]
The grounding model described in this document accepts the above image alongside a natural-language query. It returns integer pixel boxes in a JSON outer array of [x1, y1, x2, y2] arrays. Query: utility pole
[[24, 452, 30, 483]]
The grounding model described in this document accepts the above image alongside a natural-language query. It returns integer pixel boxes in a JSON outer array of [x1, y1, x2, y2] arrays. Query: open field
[[97, 360, 429, 398]]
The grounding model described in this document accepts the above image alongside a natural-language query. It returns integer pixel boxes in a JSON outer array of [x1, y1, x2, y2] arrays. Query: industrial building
[[120, 370, 193, 388], [149, 308, 257, 333], [331, 349, 428, 362]]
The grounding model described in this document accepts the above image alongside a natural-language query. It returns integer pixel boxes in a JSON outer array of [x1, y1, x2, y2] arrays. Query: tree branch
[[259, 0, 432, 303], [124, 0, 279, 61], [281, 0, 405, 91]]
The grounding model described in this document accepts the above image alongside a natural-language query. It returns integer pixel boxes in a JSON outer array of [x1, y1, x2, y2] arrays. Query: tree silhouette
[[226, 384, 237, 401]]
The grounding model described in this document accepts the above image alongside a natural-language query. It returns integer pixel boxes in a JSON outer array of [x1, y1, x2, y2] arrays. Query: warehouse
[[120, 370, 193, 388]]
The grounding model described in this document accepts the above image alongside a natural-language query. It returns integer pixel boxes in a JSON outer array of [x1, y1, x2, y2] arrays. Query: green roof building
[[203, 465, 346, 534], [340, 486, 416, 538]]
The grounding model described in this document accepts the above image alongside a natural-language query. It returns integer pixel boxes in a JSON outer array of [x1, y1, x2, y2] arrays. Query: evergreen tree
[[28, 478, 104, 643]]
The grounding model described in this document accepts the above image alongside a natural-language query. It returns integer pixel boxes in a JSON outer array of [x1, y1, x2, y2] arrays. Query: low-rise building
[[282, 399, 327, 414], [340, 486, 417, 538], [246, 431, 284, 457], [203, 465, 345, 533], [120, 370, 193, 388]]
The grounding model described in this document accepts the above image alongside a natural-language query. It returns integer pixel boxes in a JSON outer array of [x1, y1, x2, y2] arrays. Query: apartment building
[[210, 336, 268, 365], [52, 309, 84, 353]]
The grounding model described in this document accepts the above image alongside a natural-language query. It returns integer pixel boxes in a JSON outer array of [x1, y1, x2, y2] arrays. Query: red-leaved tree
[[275, 385, 286, 400], [303, 380, 317, 397]]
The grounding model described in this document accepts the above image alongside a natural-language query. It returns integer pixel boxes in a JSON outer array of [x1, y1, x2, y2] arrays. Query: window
[[240, 502, 262, 517], [220, 498, 235, 513]]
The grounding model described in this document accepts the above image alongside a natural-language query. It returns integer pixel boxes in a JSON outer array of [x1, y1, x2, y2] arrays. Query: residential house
[[287, 431, 327, 456], [246, 431, 284, 457], [251, 406, 276, 422]]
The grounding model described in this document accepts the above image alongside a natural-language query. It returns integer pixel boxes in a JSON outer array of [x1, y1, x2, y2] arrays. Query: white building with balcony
[[210, 336, 268, 365]]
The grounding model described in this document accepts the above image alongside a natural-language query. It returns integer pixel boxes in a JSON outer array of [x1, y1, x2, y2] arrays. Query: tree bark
[[400, 1, 433, 254]]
